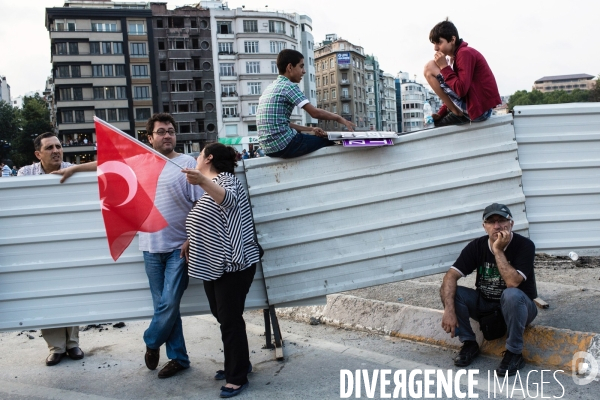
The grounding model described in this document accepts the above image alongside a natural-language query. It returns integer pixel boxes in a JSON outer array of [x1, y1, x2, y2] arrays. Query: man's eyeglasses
[[153, 129, 177, 136], [484, 218, 511, 225]]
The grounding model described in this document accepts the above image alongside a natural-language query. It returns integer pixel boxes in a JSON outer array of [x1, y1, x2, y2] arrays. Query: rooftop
[[535, 73, 594, 83]]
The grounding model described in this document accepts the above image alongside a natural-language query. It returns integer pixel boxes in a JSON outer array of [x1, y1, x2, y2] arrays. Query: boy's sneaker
[[434, 112, 470, 127], [496, 350, 525, 376], [454, 340, 479, 367]]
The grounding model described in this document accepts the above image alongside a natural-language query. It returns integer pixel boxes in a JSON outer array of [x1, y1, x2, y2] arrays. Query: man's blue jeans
[[143, 250, 190, 368], [454, 286, 537, 354], [266, 132, 333, 159]]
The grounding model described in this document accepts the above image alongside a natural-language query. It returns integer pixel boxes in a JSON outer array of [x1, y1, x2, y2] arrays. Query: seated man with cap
[[439, 203, 538, 376]]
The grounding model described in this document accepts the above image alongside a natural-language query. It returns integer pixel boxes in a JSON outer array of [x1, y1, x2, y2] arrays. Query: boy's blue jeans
[[266, 132, 333, 159], [454, 286, 537, 354], [143, 250, 190, 368]]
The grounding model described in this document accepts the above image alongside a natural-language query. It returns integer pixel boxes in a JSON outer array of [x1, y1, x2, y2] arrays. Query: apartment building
[[299, 15, 317, 127], [397, 72, 426, 133], [202, 1, 311, 151], [533, 73, 595, 93], [314, 34, 368, 131], [150, 3, 217, 153], [364, 56, 397, 132], [46, 0, 155, 163], [0, 76, 10, 104], [381, 72, 397, 132]]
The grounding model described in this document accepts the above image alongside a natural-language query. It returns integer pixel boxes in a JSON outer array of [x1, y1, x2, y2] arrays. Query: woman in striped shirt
[[182, 143, 260, 398]]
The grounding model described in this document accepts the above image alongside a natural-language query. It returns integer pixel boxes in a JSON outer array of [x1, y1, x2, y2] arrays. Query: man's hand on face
[[492, 227, 511, 254]]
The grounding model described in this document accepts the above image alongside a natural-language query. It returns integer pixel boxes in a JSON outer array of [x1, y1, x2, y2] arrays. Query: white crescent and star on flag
[[97, 161, 138, 210]]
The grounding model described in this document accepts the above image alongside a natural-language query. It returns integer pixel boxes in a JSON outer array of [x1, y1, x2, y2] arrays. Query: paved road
[[0, 311, 596, 399]]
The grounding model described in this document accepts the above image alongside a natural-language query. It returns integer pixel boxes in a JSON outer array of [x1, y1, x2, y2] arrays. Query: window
[[95, 109, 106, 120], [271, 61, 278, 74], [93, 87, 104, 99], [134, 86, 150, 99], [168, 17, 184, 28], [100, 42, 111, 54], [117, 87, 127, 99], [107, 109, 118, 122], [174, 60, 187, 70], [118, 109, 129, 121], [343, 104, 350, 113], [56, 43, 67, 55], [218, 42, 233, 54], [248, 103, 259, 115], [158, 40, 166, 50], [171, 39, 185, 49], [105, 87, 115, 99], [270, 41, 286, 53], [57, 66, 70, 78], [222, 84, 237, 96], [244, 41, 259, 53], [330, 73, 335, 84], [132, 65, 148, 77], [104, 65, 113, 77], [156, 19, 164, 28], [92, 65, 103, 77], [223, 104, 238, 117], [59, 88, 72, 101], [248, 82, 261, 95], [115, 65, 125, 76], [128, 21, 145, 35], [75, 110, 85, 123], [69, 42, 79, 55], [190, 18, 197, 28], [243, 20, 258, 32], [332, 89, 336, 99], [290, 25, 295, 38], [71, 65, 81, 77], [136, 108, 151, 120], [92, 22, 117, 32], [73, 88, 83, 100], [113, 42, 123, 54], [217, 21, 232, 34], [220, 63, 235, 76], [268, 20, 285, 34], [246, 61, 260, 74], [130, 43, 146, 56], [160, 61, 166, 71], [61, 110, 73, 123], [90, 42, 100, 54]]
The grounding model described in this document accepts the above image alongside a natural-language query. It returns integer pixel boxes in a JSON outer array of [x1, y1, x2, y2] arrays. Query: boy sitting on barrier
[[257, 49, 355, 159], [423, 19, 501, 127]]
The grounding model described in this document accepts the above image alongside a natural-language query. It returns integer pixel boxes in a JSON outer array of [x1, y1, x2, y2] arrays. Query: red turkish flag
[[94, 117, 169, 261]]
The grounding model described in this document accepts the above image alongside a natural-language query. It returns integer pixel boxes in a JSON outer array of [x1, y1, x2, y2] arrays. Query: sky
[[1, 0, 599, 99]]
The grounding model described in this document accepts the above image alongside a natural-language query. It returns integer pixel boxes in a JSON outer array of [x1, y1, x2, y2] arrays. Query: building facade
[[150, 3, 217, 153], [314, 34, 368, 131], [0, 76, 10, 104], [533, 74, 595, 93], [299, 15, 317, 128], [397, 72, 426, 133], [381, 72, 397, 132], [203, 1, 308, 151], [46, 0, 156, 163]]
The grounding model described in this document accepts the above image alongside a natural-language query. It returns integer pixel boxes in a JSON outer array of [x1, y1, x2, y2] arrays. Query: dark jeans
[[266, 132, 333, 159], [203, 264, 257, 385], [454, 286, 537, 353], [143, 250, 190, 367]]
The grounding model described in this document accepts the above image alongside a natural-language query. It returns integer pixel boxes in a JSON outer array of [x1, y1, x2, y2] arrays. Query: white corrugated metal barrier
[[514, 103, 600, 255], [0, 114, 532, 329], [0, 173, 269, 331], [244, 114, 528, 306]]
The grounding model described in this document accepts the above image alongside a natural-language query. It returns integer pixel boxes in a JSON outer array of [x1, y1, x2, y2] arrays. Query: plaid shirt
[[17, 162, 72, 176], [257, 76, 309, 154]]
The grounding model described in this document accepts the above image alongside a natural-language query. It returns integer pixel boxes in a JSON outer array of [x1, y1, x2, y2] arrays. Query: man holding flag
[[62, 113, 202, 379]]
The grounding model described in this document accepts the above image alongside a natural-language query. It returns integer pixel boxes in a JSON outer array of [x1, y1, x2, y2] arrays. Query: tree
[[10, 94, 53, 167], [507, 76, 600, 111], [0, 100, 20, 163], [589, 75, 600, 102]]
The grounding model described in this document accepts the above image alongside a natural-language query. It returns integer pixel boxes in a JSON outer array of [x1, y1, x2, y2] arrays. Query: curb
[[276, 294, 600, 372]]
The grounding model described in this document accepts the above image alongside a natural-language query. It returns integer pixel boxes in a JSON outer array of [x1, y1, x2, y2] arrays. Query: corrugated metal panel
[[514, 103, 600, 255], [244, 115, 528, 306], [0, 172, 269, 332]]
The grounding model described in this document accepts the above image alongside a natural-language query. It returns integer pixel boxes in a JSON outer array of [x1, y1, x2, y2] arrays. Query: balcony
[[223, 114, 240, 121], [340, 79, 350, 85], [340, 94, 352, 101], [342, 114, 352, 121], [338, 64, 350, 70]]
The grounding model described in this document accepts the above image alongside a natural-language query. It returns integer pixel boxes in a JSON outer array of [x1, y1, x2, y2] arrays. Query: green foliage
[[0, 94, 53, 167], [507, 77, 600, 111]]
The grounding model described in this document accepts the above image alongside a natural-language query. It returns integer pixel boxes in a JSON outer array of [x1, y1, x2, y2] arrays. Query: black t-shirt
[[453, 233, 537, 301]]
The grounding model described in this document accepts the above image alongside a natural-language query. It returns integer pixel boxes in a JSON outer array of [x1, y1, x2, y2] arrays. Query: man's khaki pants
[[41, 326, 79, 354]]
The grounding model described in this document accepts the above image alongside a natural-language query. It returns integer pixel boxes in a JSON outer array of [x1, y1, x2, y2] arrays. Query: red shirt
[[437, 41, 501, 120]]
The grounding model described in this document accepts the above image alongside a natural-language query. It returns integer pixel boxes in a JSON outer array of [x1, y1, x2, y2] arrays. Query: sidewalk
[[276, 255, 600, 373]]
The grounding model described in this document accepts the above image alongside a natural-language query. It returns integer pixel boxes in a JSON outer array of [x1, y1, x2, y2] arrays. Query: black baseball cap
[[483, 203, 512, 221]]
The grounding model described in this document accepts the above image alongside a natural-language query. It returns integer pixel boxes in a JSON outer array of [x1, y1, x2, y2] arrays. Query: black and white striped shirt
[[186, 172, 260, 281]]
